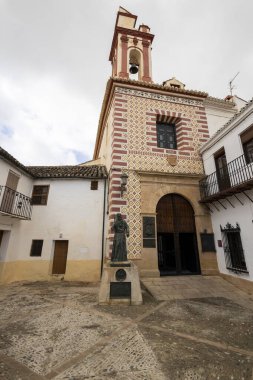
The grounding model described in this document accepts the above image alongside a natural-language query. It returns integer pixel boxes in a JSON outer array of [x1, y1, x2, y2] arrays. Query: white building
[[0, 147, 107, 283], [200, 99, 253, 288]]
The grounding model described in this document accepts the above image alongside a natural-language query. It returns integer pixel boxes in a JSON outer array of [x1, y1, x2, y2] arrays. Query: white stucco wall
[[205, 104, 236, 138], [1, 178, 106, 263], [210, 191, 253, 282], [98, 106, 114, 170], [202, 110, 253, 175], [201, 105, 253, 282]]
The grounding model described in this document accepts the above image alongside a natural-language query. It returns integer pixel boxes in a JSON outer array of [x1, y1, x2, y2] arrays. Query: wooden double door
[[156, 194, 200, 275]]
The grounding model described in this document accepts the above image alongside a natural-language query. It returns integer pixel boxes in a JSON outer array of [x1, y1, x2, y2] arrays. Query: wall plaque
[[115, 269, 127, 282], [167, 155, 177, 166], [143, 217, 155, 238], [200, 233, 216, 252], [110, 282, 131, 298], [143, 239, 156, 248], [143, 216, 156, 248]]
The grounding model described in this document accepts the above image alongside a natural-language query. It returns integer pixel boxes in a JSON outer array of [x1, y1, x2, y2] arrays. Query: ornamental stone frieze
[[115, 87, 203, 107]]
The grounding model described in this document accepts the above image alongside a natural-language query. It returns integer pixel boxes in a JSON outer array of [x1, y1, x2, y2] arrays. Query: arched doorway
[[156, 194, 200, 275]]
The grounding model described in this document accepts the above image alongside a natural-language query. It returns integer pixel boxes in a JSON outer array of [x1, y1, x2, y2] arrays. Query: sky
[[0, 0, 252, 165]]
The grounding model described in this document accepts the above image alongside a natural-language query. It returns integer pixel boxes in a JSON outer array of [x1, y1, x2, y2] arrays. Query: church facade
[[1, 7, 250, 285], [93, 7, 241, 277]]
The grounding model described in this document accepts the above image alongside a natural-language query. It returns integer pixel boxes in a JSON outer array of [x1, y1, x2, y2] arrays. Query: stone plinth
[[98, 261, 143, 305]]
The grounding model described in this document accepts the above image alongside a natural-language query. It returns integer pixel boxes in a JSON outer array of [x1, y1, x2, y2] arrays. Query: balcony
[[199, 154, 253, 203], [0, 186, 32, 220]]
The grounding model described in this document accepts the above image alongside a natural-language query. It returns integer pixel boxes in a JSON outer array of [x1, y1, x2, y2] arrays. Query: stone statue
[[111, 213, 129, 262]]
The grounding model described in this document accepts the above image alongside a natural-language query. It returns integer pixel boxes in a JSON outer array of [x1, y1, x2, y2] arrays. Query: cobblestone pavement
[[0, 277, 253, 379]]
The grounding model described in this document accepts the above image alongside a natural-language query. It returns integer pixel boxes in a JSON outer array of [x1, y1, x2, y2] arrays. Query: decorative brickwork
[[106, 86, 210, 259]]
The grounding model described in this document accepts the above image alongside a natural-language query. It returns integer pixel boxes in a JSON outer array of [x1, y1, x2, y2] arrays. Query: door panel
[[1, 171, 19, 213], [156, 194, 200, 275], [158, 233, 176, 274], [215, 151, 230, 191], [52, 241, 69, 275]]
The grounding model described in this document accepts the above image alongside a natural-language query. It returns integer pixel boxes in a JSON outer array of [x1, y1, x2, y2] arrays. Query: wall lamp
[[120, 173, 128, 197]]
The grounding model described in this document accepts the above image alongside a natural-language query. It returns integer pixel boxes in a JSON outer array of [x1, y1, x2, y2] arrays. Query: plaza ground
[[0, 276, 253, 379]]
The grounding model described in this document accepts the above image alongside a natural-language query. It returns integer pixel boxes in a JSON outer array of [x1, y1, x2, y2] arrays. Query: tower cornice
[[109, 26, 155, 62]]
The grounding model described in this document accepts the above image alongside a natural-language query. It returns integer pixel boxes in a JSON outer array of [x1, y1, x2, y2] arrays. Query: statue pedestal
[[98, 261, 143, 305]]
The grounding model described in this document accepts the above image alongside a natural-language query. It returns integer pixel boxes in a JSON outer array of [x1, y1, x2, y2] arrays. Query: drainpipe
[[100, 178, 107, 278]]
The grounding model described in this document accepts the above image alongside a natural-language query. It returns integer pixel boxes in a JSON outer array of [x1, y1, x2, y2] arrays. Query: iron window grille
[[220, 223, 248, 273], [156, 123, 177, 149]]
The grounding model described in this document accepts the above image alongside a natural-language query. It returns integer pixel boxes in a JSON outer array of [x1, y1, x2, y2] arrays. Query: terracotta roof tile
[[0, 146, 107, 179], [28, 165, 107, 179]]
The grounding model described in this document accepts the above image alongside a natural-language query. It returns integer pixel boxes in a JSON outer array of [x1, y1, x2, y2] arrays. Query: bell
[[129, 64, 139, 74]]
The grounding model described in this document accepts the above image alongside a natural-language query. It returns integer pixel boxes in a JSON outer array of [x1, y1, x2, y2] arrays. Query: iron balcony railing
[[0, 185, 32, 220], [200, 153, 253, 201]]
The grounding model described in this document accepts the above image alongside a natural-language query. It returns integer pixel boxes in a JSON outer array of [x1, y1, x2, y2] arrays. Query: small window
[[31, 185, 49, 205], [30, 240, 43, 257], [156, 123, 177, 149], [90, 180, 98, 190]]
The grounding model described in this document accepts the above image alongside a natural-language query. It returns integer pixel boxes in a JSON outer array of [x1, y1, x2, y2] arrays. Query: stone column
[[119, 35, 129, 79], [141, 40, 152, 82]]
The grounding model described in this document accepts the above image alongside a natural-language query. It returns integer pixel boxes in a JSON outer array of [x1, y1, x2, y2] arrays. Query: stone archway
[[156, 193, 201, 275]]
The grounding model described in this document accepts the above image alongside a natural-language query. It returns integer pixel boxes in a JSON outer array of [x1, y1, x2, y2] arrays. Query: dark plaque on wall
[[110, 282, 131, 298], [200, 233, 216, 252], [143, 216, 156, 248], [143, 217, 155, 238], [143, 239, 156, 248]]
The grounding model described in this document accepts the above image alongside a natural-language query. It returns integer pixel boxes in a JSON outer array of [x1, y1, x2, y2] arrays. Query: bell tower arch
[[109, 7, 154, 82]]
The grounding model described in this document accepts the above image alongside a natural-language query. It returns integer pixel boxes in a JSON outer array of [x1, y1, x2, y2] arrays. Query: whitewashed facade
[[200, 99, 253, 284], [0, 148, 107, 283]]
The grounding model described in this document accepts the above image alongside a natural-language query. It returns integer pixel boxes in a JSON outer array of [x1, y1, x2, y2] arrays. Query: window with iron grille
[[156, 123, 177, 149], [220, 223, 248, 273], [30, 240, 43, 257], [31, 185, 49, 205]]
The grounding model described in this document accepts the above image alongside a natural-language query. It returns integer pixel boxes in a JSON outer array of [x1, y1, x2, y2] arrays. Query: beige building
[[94, 7, 242, 277]]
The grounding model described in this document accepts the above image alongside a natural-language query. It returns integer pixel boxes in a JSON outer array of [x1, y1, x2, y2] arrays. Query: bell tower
[[109, 7, 154, 82]]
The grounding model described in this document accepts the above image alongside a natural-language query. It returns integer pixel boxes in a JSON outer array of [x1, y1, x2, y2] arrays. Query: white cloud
[[0, 75, 98, 165], [0, 0, 252, 166]]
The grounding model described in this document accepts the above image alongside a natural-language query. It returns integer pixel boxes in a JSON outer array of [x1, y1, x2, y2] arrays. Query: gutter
[[100, 178, 107, 278]]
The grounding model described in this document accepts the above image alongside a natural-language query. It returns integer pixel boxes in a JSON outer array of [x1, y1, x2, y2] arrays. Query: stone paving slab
[[139, 324, 253, 380], [142, 297, 253, 351], [0, 278, 252, 379], [141, 275, 253, 304], [53, 327, 166, 380], [0, 304, 123, 376]]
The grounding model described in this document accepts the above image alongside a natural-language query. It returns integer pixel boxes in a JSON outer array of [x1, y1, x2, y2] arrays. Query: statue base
[[98, 261, 143, 305]]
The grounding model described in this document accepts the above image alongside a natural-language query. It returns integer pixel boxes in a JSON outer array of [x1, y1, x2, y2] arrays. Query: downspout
[[100, 177, 107, 278]]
